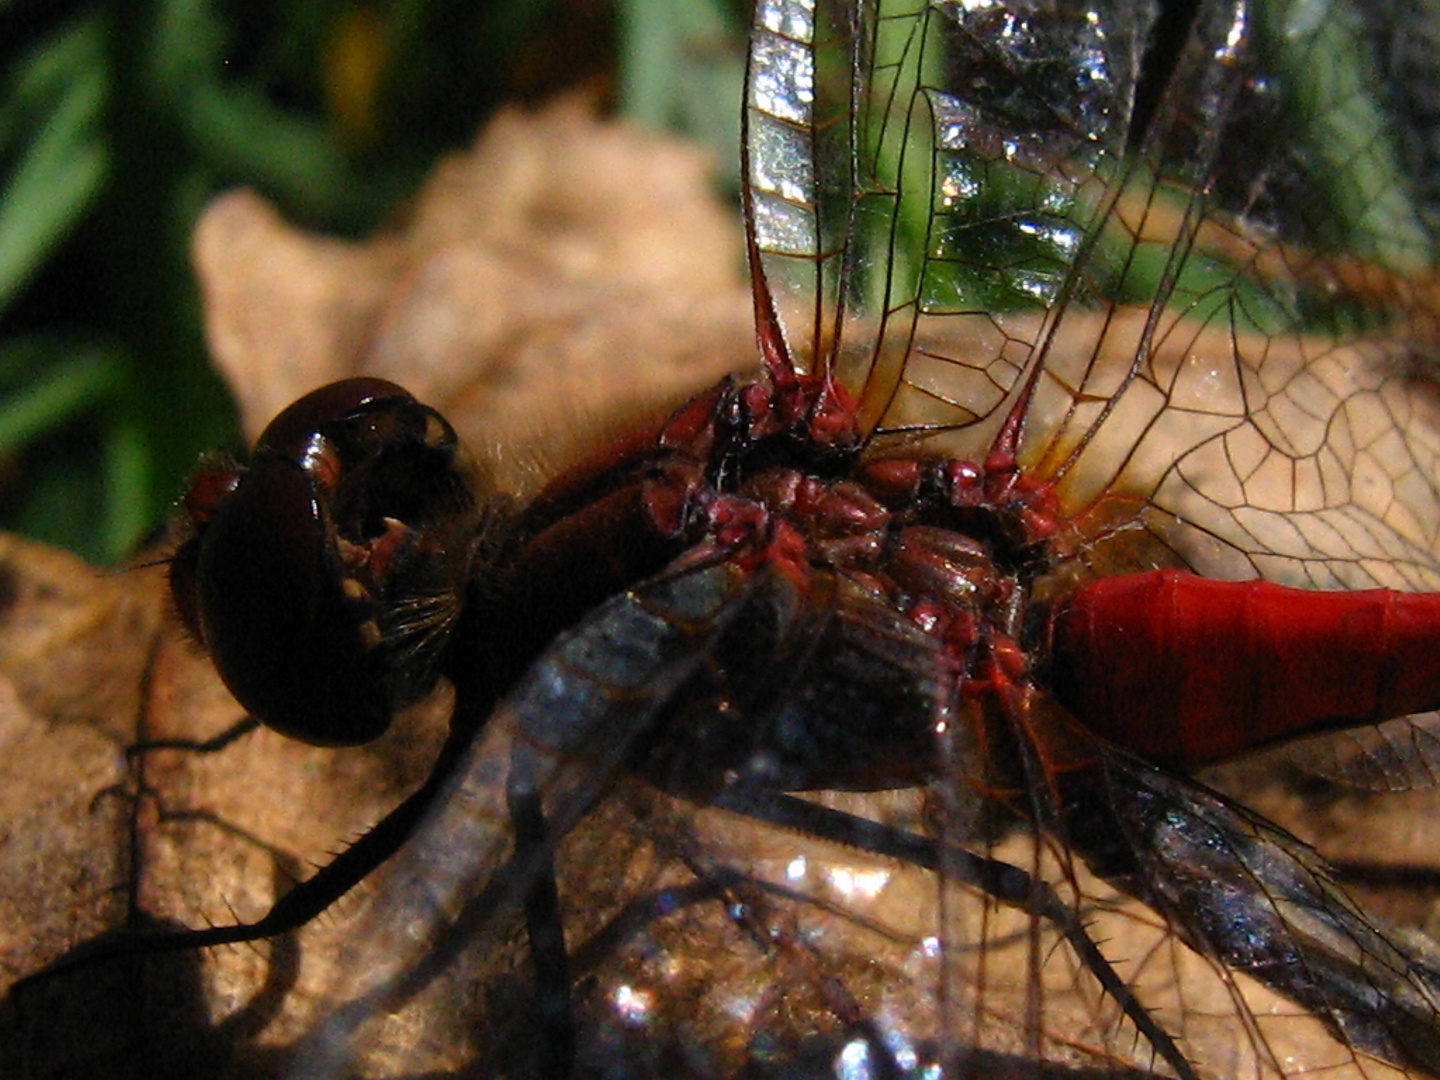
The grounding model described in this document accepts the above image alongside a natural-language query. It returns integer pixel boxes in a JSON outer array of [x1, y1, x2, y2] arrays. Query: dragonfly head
[[169, 378, 481, 746]]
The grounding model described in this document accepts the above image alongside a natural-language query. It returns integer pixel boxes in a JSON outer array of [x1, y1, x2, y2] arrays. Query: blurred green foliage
[[0, 0, 746, 564]]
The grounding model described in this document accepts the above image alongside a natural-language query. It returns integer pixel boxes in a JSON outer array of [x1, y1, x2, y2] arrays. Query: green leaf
[[0, 338, 121, 455], [618, 0, 745, 182], [0, 16, 110, 314]]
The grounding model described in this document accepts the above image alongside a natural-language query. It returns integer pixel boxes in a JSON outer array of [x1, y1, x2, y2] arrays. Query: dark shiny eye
[[170, 377, 480, 746]]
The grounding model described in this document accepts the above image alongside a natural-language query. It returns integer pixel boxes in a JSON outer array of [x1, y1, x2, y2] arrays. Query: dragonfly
[[19, 0, 1440, 1076]]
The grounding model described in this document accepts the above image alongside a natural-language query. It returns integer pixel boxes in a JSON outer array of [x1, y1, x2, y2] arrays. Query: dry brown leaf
[[195, 97, 755, 498], [0, 536, 157, 984]]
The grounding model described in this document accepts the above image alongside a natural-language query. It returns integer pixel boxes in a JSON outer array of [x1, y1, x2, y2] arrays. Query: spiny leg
[[711, 788, 1200, 1080], [508, 745, 577, 1080], [12, 710, 477, 991]]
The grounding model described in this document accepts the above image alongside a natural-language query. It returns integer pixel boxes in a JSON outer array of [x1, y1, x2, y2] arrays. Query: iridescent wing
[[748, 0, 1440, 591], [292, 581, 1440, 1077]]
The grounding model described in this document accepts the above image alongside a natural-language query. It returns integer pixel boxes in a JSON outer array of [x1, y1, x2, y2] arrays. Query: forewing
[[285, 558, 760, 1076], [750, 0, 1440, 590], [288, 558, 950, 1078], [745, 0, 1148, 414], [285, 564, 1440, 1079], [1074, 734, 1440, 1076]]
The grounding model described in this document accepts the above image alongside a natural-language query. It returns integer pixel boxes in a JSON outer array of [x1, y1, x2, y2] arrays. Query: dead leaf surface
[[195, 96, 755, 498]]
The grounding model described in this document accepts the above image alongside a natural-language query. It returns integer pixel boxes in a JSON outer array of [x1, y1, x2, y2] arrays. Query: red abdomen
[[1048, 569, 1440, 770]]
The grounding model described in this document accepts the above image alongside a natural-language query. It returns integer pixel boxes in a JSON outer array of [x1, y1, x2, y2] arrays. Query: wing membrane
[[746, 0, 1151, 428], [750, 0, 1440, 589], [1025, 0, 1440, 591], [289, 558, 760, 1074]]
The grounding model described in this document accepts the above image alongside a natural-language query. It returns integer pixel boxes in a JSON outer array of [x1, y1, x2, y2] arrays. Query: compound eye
[[170, 459, 244, 645], [174, 378, 477, 746], [254, 377, 413, 458]]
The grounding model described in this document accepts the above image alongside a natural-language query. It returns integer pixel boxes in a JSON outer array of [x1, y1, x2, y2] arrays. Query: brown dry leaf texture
[[0, 100, 752, 1079], [0, 536, 159, 986], [196, 96, 755, 498]]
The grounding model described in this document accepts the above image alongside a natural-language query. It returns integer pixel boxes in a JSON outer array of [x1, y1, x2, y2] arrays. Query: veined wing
[[747, 0, 1147, 424], [286, 573, 1440, 1079], [747, 0, 1440, 591], [283, 556, 762, 1077]]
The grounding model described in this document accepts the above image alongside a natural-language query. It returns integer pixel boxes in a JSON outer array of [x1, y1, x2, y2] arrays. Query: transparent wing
[[291, 658, 1440, 1078], [747, 0, 1148, 426], [284, 557, 761, 1076], [748, 0, 1440, 591]]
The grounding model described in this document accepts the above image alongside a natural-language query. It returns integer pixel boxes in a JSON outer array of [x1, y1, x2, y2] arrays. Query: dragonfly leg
[[11, 711, 475, 993], [710, 788, 1200, 1080], [508, 748, 577, 1080]]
